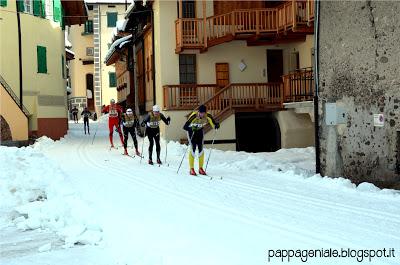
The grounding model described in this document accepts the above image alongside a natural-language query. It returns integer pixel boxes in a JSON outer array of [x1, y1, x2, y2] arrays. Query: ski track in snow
[[2, 120, 400, 265]]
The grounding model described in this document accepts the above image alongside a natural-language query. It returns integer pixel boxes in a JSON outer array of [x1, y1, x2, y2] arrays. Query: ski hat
[[198, 105, 207, 113], [126, 108, 133, 114], [153, 105, 160, 112], [110, 99, 115, 104]]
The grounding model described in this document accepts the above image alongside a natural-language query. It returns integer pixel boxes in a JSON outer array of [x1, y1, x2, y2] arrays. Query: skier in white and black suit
[[122, 108, 141, 156], [141, 105, 170, 165]]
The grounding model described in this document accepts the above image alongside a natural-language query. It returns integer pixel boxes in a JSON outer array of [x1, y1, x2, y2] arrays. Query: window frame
[[179, 54, 197, 84], [107, 12, 118, 28]]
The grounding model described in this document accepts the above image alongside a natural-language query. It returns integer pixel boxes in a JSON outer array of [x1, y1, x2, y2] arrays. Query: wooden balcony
[[282, 67, 314, 102], [175, 0, 314, 53]]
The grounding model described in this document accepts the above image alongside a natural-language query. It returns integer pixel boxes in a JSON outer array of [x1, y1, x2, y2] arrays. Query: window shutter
[[37, 46, 47, 73], [107, 12, 117, 27], [33, 0, 41, 16], [53, 0, 61, 22], [41, 0, 46, 18], [17, 0, 24, 12], [0, 0, 7, 7], [61, 5, 65, 30], [109, 73, 116, 87]]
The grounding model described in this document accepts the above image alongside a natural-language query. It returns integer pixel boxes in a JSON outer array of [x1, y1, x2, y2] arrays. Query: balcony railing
[[175, 0, 314, 52], [282, 67, 314, 102]]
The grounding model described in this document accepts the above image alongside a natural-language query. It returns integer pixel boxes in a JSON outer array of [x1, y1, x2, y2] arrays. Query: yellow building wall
[[99, 4, 127, 105], [0, 1, 20, 99], [1, 2, 67, 133], [69, 23, 94, 99], [0, 84, 28, 141]]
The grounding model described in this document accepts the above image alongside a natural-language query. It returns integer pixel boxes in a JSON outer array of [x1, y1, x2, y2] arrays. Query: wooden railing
[[163, 84, 218, 110], [282, 68, 314, 102], [176, 0, 314, 51], [0, 74, 30, 117]]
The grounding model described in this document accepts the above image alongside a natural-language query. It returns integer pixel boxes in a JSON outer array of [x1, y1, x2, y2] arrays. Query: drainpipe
[[17, 9, 23, 110], [314, 0, 321, 174], [151, 7, 156, 106]]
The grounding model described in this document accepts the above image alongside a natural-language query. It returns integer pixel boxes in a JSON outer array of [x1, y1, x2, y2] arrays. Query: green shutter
[[61, 6, 65, 30], [0, 0, 7, 7], [17, 0, 24, 12], [37, 46, 47, 74], [107, 13, 117, 27], [109, 73, 116, 87], [33, 0, 41, 16], [41, 0, 46, 18], [53, 0, 61, 22]]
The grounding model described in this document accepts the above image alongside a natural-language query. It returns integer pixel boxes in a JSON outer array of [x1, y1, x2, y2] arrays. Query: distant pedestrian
[[71, 106, 79, 123], [81, 107, 92, 135], [93, 112, 97, 121]]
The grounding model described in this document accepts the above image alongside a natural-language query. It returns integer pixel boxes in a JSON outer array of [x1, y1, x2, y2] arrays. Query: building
[[107, 0, 315, 151], [68, 0, 132, 118], [317, 0, 400, 188], [0, 0, 86, 143]]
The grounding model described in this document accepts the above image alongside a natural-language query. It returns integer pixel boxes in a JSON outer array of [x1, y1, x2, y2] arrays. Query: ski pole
[[140, 128, 146, 164], [164, 139, 168, 165], [91, 118, 100, 145], [205, 129, 218, 171], [177, 132, 195, 174]]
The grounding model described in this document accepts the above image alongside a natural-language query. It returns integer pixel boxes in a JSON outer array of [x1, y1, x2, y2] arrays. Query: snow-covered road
[[1, 119, 400, 265]]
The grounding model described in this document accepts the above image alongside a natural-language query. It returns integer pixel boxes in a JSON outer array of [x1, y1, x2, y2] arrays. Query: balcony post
[[203, 0, 207, 48], [256, 10, 260, 35], [292, 0, 296, 30]]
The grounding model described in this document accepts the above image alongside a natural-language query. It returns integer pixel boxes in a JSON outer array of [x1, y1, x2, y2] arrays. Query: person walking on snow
[[122, 108, 141, 156], [183, 104, 219, 176], [102, 99, 124, 148], [81, 107, 92, 135], [141, 105, 170, 165], [71, 106, 79, 123]]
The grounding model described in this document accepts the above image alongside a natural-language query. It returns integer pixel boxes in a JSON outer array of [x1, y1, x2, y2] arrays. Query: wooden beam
[[203, 0, 207, 48], [179, 0, 182, 18]]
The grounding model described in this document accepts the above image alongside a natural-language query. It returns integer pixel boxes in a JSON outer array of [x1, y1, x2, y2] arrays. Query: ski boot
[[157, 158, 162, 165], [148, 159, 154, 165], [135, 149, 141, 156], [123, 148, 129, 156], [198, 168, 207, 175], [190, 168, 197, 176]]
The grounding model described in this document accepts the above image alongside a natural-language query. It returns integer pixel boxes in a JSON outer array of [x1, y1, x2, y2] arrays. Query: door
[[216, 63, 229, 88], [136, 47, 145, 114], [86, 74, 94, 111], [267, 49, 283, 82]]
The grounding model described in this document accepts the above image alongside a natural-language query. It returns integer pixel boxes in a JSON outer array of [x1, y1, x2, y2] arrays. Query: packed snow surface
[[1, 117, 399, 265]]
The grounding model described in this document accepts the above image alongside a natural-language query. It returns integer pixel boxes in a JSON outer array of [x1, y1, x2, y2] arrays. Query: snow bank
[[0, 142, 102, 247]]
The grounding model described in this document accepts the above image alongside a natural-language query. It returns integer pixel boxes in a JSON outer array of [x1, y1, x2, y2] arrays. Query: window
[[109, 72, 116, 87], [87, 4, 93, 10], [61, 55, 65, 78], [45, 0, 53, 19], [37, 46, 47, 74], [86, 47, 94, 56], [107, 12, 118, 27], [83, 20, 93, 34], [53, 0, 61, 22], [0, 0, 7, 7], [179, 54, 196, 84], [33, 0, 46, 18], [177, 0, 195, 18]]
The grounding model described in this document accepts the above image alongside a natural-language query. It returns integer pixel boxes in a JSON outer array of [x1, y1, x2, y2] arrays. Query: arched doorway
[[86, 73, 94, 111], [235, 112, 281, 152]]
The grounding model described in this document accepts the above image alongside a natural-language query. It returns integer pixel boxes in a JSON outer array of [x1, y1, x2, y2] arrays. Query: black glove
[[214, 122, 220, 130], [167, 116, 171, 125]]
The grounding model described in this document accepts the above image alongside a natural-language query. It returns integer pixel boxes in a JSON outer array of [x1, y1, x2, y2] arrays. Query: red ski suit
[[102, 104, 124, 146]]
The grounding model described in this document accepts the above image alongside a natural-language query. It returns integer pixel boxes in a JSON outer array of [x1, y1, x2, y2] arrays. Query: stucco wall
[[99, 4, 126, 106], [274, 110, 314, 148], [318, 0, 400, 184], [0, 84, 28, 141]]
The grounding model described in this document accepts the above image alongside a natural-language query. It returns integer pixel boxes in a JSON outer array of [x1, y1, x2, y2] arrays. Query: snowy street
[[1, 118, 400, 265]]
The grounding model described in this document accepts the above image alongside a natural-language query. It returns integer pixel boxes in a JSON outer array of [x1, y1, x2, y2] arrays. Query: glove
[[123, 122, 127, 127], [167, 116, 171, 125], [214, 122, 220, 130], [140, 121, 146, 127]]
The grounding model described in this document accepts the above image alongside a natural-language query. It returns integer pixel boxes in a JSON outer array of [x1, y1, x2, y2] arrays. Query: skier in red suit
[[102, 99, 124, 148]]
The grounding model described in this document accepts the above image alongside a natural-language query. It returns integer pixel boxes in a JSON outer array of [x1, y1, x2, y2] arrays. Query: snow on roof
[[104, 34, 132, 63], [116, 19, 128, 32], [65, 48, 75, 56], [119, 40, 130, 49]]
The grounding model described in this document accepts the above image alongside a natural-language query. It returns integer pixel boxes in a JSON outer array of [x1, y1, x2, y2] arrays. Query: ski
[[122, 154, 135, 158]]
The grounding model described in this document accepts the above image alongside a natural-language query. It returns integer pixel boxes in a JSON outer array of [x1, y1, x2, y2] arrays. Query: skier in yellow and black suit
[[183, 104, 219, 176]]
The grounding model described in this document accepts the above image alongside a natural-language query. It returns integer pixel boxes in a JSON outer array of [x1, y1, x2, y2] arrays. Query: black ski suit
[[141, 112, 170, 161], [81, 110, 92, 134], [122, 113, 139, 150]]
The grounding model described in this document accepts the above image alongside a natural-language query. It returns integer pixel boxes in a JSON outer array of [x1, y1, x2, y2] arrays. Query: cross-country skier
[[102, 99, 124, 148], [81, 107, 92, 135], [71, 106, 79, 123], [183, 104, 219, 176], [141, 105, 170, 165], [122, 108, 141, 156]]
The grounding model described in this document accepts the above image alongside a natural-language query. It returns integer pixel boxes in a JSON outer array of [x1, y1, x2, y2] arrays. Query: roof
[[62, 0, 87, 26], [104, 35, 132, 65]]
